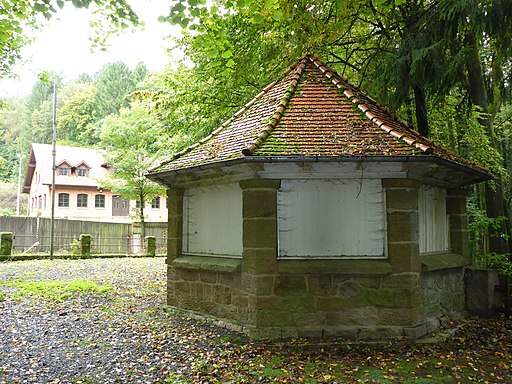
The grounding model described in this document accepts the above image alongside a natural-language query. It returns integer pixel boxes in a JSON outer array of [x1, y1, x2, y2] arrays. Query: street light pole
[[16, 153, 22, 216], [50, 80, 57, 258]]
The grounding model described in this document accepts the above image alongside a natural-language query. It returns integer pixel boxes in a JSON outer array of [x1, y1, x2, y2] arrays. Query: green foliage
[[467, 198, 510, 270], [429, 96, 505, 173], [98, 100, 166, 235], [69, 239, 81, 256], [94, 61, 136, 118], [487, 253, 512, 277], [0, 207, 14, 217], [57, 83, 99, 145]]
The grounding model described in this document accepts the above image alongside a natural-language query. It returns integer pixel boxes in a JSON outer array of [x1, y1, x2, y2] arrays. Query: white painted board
[[277, 179, 385, 257], [419, 186, 448, 253], [183, 183, 242, 256]]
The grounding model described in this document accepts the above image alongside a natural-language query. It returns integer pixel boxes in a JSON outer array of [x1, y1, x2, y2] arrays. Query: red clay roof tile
[[149, 55, 487, 174]]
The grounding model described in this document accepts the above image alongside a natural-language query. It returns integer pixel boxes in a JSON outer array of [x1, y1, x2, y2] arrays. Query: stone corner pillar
[[239, 179, 281, 327], [166, 188, 184, 265], [382, 179, 421, 273], [239, 179, 281, 275], [446, 187, 470, 258]]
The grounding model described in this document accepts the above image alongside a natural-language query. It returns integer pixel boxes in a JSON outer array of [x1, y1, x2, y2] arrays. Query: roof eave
[[146, 154, 490, 187]]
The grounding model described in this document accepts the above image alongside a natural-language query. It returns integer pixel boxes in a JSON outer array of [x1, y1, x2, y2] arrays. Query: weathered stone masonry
[[164, 179, 471, 339]]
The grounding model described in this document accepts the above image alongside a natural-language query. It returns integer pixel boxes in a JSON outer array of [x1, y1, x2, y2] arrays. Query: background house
[[23, 143, 166, 222], [148, 55, 490, 340]]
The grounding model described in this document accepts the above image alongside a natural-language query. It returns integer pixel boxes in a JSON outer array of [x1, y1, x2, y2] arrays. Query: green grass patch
[[0, 278, 111, 302]]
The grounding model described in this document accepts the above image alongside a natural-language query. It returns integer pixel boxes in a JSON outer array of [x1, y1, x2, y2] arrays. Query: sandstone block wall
[[164, 180, 470, 340]]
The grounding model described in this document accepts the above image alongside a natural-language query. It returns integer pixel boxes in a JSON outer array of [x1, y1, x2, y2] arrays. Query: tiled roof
[[149, 55, 487, 174], [23, 143, 109, 192]]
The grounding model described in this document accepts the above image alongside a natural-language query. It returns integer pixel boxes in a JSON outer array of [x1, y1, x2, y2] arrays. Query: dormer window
[[77, 168, 89, 177], [75, 161, 91, 177], [58, 166, 70, 176]]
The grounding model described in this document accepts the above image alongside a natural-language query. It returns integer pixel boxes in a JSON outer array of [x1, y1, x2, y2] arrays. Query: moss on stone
[[172, 255, 242, 273]]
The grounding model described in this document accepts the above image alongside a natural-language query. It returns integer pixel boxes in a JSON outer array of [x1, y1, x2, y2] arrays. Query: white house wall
[[183, 183, 243, 256], [277, 179, 385, 258], [419, 185, 448, 253]]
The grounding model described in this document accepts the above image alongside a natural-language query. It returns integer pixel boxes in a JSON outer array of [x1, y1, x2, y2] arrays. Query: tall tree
[[430, 0, 512, 255], [165, 0, 512, 255], [98, 101, 165, 238], [58, 83, 99, 145], [94, 61, 135, 118]]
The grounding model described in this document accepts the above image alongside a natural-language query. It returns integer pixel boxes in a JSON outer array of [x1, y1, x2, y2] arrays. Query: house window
[[277, 179, 385, 258], [77, 194, 88, 208], [95, 194, 105, 208], [77, 168, 89, 177], [151, 196, 160, 209], [183, 183, 242, 256], [58, 167, 70, 176], [43, 194, 46, 209], [58, 193, 69, 207], [419, 186, 448, 253], [38, 196, 42, 209]]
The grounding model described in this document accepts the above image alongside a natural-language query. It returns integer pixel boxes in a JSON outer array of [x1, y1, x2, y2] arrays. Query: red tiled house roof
[[149, 55, 488, 178]]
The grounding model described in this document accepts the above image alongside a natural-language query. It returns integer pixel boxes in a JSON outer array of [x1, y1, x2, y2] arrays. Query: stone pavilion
[[147, 55, 489, 339]]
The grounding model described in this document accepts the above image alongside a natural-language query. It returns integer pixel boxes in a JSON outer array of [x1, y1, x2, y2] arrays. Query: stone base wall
[[167, 257, 436, 340], [419, 267, 466, 329], [245, 269, 421, 339], [167, 264, 246, 323], [167, 257, 248, 323]]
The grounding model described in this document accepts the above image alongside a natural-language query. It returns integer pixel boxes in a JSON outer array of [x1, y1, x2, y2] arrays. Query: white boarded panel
[[183, 183, 242, 256], [419, 186, 448, 253], [278, 179, 385, 257]]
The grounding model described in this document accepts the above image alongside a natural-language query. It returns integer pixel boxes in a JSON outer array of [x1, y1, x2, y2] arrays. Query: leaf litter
[[0, 257, 511, 383]]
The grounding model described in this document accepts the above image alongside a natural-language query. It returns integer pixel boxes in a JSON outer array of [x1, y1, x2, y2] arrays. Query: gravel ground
[[0, 258, 242, 384], [1, 258, 511, 384]]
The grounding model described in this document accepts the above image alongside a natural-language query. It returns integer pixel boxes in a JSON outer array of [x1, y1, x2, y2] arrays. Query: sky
[[0, 0, 182, 98]]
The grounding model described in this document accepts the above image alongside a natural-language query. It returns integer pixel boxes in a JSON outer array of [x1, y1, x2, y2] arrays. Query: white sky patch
[[0, 0, 182, 98]]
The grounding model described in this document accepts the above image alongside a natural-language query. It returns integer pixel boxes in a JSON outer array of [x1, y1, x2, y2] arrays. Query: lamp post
[[16, 153, 22, 216], [50, 79, 57, 258]]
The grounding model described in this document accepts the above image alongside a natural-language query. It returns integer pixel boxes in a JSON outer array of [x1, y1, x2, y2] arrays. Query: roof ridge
[[307, 56, 434, 155], [241, 57, 308, 156]]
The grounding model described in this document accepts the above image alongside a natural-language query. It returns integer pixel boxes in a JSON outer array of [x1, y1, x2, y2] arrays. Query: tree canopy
[[1, 0, 511, 261]]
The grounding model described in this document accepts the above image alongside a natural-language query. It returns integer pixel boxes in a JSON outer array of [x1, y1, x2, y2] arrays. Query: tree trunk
[[413, 85, 429, 137], [139, 193, 146, 240], [465, 33, 510, 255]]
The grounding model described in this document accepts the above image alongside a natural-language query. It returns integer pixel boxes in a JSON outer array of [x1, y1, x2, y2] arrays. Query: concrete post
[[0, 232, 13, 256], [145, 236, 156, 257], [79, 234, 91, 257]]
